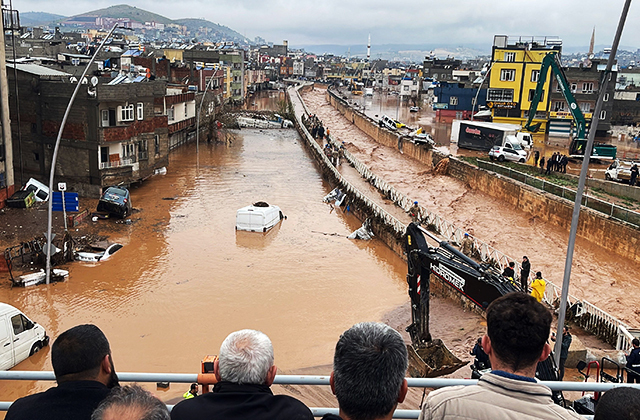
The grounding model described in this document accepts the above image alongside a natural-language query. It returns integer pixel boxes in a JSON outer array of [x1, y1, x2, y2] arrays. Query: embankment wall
[[326, 89, 640, 264]]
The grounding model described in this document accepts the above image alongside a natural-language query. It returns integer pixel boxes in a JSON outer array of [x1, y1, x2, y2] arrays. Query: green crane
[[524, 52, 616, 159]]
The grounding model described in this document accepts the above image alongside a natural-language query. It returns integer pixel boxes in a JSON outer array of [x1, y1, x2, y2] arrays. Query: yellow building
[[488, 35, 562, 142], [162, 49, 184, 63], [222, 66, 232, 100]]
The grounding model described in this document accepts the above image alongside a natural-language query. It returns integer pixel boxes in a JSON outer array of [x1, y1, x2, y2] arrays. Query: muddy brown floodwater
[[302, 86, 640, 329], [0, 128, 424, 411]]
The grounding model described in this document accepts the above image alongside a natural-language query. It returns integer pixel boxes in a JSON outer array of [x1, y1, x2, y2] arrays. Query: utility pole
[[0, 8, 15, 191], [553, 0, 632, 367]]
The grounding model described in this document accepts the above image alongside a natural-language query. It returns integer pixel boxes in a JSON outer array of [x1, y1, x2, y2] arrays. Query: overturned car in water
[[96, 186, 132, 218]]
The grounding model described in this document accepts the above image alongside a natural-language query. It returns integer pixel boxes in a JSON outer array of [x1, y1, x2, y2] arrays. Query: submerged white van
[[236, 202, 284, 233], [0, 303, 48, 370]]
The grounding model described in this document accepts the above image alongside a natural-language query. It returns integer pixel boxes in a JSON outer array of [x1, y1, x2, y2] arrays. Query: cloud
[[13, 0, 640, 50]]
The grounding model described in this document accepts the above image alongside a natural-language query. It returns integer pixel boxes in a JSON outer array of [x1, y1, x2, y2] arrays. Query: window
[[531, 70, 540, 83], [553, 101, 566, 112], [184, 104, 188, 118], [579, 102, 591, 113], [487, 88, 514, 102], [500, 69, 516, 82], [570, 83, 577, 93], [582, 82, 594, 93], [403, 85, 409, 91], [11, 314, 27, 335], [604, 93, 610, 102], [449, 96, 458, 106], [600, 110, 606, 120], [168, 107, 175, 122], [136, 103, 144, 120], [120, 104, 134, 122], [101, 109, 110, 127], [528, 89, 543, 102], [504, 52, 516, 62], [155, 135, 160, 156]]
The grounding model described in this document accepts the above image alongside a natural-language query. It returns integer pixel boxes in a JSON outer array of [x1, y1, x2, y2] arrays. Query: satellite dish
[[81, 77, 88, 84], [69, 76, 78, 83], [91, 76, 98, 86]]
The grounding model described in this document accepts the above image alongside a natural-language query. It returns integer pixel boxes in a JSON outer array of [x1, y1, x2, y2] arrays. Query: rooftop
[[6, 63, 70, 77]]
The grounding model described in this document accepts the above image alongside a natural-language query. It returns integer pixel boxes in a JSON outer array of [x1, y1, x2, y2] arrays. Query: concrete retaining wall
[[326, 89, 640, 264]]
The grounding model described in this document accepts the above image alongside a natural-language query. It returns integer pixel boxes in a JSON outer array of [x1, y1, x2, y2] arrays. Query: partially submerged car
[[97, 186, 132, 218], [76, 243, 123, 263]]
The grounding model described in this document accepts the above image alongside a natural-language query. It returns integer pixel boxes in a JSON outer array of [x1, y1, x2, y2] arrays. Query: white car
[[76, 243, 123, 262], [488, 145, 527, 163]]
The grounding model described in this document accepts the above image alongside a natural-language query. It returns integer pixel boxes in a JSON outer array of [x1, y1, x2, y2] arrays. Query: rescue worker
[[408, 201, 421, 224], [626, 338, 640, 383], [460, 233, 474, 257], [530, 271, 546, 303], [183, 383, 198, 399]]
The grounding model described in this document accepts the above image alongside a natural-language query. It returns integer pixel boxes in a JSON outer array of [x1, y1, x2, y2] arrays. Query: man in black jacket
[[520, 256, 531, 293], [322, 322, 408, 420], [626, 338, 640, 383], [6, 324, 119, 420], [171, 329, 313, 420]]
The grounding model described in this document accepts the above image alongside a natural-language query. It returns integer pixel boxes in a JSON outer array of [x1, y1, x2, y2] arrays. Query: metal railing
[[290, 87, 407, 238], [99, 157, 136, 169], [477, 160, 640, 228], [318, 87, 635, 350], [1, 370, 638, 417]]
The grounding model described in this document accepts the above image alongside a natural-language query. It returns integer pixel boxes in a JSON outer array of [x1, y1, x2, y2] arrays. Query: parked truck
[[605, 159, 633, 182], [451, 120, 532, 152]]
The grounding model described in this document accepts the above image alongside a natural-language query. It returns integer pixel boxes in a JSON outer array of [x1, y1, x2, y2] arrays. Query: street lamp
[[196, 65, 219, 166], [45, 24, 119, 284]]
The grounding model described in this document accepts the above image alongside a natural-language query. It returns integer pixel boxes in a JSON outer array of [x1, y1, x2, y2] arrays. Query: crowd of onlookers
[[5, 293, 640, 420], [533, 151, 569, 175]]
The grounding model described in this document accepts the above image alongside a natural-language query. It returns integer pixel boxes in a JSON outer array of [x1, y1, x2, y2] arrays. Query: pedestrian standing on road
[[551, 326, 572, 380], [534, 150, 540, 168], [531, 272, 546, 303], [545, 157, 552, 175], [630, 164, 639, 186], [561, 154, 568, 173], [460, 233, 474, 257], [409, 201, 421, 224], [626, 338, 640, 383], [539, 156, 545, 174], [520, 256, 531, 293]]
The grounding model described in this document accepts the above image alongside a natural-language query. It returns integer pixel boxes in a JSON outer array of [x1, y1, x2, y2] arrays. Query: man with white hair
[[170, 329, 314, 420]]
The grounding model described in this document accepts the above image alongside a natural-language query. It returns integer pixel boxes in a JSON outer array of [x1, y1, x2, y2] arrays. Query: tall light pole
[[45, 23, 119, 284], [471, 62, 495, 121], [196, 65, 218, 166], [553, 0, 631, 367]]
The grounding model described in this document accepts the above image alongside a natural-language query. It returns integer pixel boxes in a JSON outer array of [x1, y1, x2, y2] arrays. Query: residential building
[[488, 35, 562, 140], [433, 81, 487, 122], [7, 63, 169, 197], [548, 59, 616, 136]]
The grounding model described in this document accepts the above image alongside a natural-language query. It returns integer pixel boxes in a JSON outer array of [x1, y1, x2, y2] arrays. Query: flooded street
[[303, 86, 640, 328], [0, 128, 412, 406]]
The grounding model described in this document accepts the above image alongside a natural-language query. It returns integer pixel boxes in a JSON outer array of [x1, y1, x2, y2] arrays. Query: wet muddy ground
[[301, 87, 640, 329]]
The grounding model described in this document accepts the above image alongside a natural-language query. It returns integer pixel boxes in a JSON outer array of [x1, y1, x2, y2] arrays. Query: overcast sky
[[13, 0, 640, 51]]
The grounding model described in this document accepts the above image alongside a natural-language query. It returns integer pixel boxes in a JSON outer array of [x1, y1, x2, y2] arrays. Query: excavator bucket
[[407, 339, 468, 378]]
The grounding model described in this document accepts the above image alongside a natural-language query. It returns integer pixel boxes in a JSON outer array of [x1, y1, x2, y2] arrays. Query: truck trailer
[[451, 120, 531, 152]]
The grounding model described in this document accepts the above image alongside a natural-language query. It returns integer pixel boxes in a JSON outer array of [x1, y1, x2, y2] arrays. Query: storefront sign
[[487, 101, 518, 109]]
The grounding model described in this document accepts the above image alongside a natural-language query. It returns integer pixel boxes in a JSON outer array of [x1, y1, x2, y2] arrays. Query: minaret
[[367, 34, 371, 61], [588, 27, 595, 57]]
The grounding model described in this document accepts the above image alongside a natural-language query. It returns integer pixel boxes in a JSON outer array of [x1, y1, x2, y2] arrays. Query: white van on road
[[0, 303, 49, 370]]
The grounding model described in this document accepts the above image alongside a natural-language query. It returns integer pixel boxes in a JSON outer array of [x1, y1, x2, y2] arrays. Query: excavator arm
[[524, 52, 586, 140]]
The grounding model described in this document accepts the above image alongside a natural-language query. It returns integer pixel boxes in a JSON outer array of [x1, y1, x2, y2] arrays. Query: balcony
[[100, 157, 136, 169]]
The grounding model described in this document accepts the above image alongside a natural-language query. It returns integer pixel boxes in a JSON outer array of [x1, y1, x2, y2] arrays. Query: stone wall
[[326, 88, 640, 264]]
